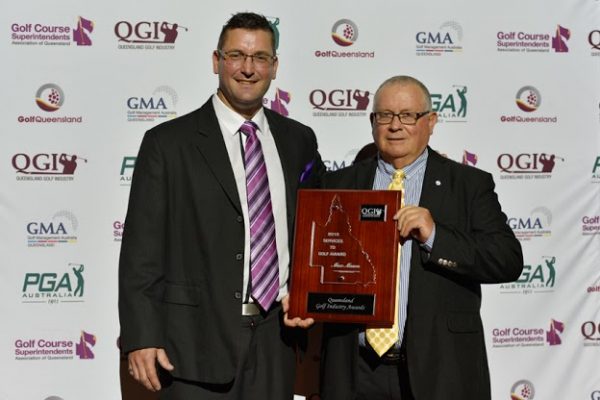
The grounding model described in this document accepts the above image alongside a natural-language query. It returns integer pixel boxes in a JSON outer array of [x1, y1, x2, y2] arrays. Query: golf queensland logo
[[36, 84, 64, 112], [27, 210, 78, 247], [315, 19, 374, 59], [510, 380, 535, 399], [515, 86, 541, 112], [21, 263, 86, 305], [331, 19, 358, 46], [500, 86, 557, 123], [17, 84, 83, 124]]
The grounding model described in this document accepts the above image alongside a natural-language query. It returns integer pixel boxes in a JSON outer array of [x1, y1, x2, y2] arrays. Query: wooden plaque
[[288, 189, 401, 326]]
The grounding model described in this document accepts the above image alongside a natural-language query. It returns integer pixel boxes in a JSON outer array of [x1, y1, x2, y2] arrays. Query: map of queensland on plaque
[[310, 194, 376, 286], [289, 189, 399, 324]]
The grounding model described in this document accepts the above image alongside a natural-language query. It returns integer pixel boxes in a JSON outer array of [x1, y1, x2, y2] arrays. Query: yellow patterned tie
[[366, 169, 405, 356]]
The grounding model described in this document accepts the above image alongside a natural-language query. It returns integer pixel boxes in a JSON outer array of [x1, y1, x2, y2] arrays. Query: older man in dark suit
[[119, 12, 323, 399], [320, 75, 523, 400]]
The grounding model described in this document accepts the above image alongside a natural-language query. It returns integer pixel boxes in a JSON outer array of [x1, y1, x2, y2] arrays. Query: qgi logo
[[360, 205, 386, 221]]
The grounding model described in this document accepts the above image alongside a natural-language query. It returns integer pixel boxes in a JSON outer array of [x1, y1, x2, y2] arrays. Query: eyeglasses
[[371, 111, 431, 125], [216, 50, 277, 68]]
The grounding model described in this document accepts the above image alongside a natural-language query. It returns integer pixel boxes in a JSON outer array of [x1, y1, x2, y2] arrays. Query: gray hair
[[373, 75, 432, 111]]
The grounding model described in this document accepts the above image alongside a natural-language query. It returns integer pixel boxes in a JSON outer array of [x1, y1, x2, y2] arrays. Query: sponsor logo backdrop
[[1, 0, 599, 398]]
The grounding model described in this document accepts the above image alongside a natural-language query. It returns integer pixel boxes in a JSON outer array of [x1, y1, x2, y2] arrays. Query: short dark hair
[[217, 12, 276, 54]]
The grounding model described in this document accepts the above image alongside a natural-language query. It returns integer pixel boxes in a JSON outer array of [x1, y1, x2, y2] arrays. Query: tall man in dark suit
[[119, 12, 323, 399], [320, 75, 523, 400]]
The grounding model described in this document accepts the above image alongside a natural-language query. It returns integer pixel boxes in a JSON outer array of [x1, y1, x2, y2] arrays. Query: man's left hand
[[282, 295, 314, 328], [394, 205, 435, 243]]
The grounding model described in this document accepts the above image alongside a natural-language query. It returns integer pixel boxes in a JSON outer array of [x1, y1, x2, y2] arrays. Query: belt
[[380, 347, 404, 365], [242, 303, 261, 316], [360, 344, 407, 366]]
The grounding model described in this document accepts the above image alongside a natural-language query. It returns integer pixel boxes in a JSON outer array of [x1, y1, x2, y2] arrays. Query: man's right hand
[[128, 347, 174, 392]]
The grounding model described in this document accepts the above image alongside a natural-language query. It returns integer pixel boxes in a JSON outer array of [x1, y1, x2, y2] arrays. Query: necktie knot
[[389, 169, 406, 190], [240, 120, 258, 137]]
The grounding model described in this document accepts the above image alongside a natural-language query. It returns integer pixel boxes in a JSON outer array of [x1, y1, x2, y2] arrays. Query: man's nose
[[389, 115, 404, 130], [240, 56, 256, 75]]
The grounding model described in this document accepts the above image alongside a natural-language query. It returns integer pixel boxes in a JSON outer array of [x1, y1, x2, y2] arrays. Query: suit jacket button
[[235, 253, 243, 260], [237, 216, 243, 223], [234, 291, 242, 299]]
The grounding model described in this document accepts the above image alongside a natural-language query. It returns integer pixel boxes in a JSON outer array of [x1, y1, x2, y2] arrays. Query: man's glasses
[[216, 50, 277, 68], [371, 111, 431, 125]]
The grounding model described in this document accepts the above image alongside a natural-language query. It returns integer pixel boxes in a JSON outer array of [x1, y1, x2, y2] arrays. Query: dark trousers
[[355, 346, 415, 400], [159, 304, 296, 400]]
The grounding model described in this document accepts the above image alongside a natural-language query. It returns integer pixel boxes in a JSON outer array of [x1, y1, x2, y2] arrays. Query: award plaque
[[288, 189, 401, 326]]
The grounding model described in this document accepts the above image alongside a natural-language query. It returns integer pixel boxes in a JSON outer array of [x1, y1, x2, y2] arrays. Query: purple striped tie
[[240, 121, 279, 311]]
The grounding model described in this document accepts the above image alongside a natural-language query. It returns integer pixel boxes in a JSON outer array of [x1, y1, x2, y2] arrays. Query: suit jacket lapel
[[355, 157, 378, 189], [194, 100, 242, 214], [264, 110, 293, 200], [418, 148, 449, 217]]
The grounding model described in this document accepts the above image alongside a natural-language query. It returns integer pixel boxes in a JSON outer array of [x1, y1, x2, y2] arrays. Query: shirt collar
[[212, 93, 267, 135], [376, 148, 429, 180]]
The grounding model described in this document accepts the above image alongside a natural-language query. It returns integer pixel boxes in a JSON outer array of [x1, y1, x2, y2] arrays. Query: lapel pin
[[435, 180, 441, 186]]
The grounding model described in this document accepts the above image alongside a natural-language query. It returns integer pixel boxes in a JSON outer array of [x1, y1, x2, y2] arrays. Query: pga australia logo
[[431, 85, 468, 122], [499, 256, 557, 295], [119, 156, 136, 186], [21, 263, 86, 304]]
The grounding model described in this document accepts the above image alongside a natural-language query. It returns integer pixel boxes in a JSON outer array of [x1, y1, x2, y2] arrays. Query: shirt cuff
[[420, 225, 436, 252]]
